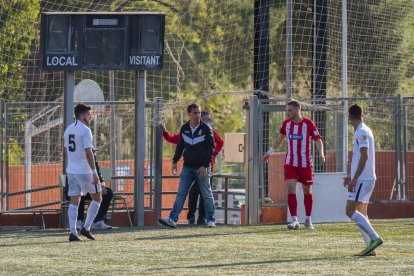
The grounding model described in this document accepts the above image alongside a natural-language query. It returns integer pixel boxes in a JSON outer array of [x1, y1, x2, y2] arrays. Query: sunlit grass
[[0, 219, 413, 275]]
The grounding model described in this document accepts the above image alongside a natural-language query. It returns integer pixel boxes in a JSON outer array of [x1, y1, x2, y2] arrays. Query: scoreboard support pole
[[134, 70, 146, 227], [63, 71, 75, 174]]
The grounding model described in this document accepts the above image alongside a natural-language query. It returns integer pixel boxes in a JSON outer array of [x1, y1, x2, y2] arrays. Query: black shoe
[[188, 217, 196, 225], [197, 218, 207, 225], [80, 227, 96, 240], [69, 233, 82, 242]]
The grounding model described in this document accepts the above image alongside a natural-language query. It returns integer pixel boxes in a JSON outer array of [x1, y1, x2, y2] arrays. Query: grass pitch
[[0, 219, 413, 275]]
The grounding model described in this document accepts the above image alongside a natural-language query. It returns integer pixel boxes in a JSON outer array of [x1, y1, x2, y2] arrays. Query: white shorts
[[67, 173, 102, 197], [347, 180, 375, 203]]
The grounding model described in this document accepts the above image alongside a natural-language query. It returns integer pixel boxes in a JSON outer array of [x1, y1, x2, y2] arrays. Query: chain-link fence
[[403, 97, 414, 200], [0, 100, 156, 212], [245, 95, 410, 223]]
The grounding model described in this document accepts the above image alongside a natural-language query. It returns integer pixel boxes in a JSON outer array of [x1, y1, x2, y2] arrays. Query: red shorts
[[284, 165, 314, 185]]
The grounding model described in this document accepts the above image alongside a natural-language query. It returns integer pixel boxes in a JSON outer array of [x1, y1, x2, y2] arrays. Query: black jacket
[[173, 121, 215, 168]]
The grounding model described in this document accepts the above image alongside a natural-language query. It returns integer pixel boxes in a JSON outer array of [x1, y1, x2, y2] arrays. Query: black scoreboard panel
[[41, 12, 165, 71]]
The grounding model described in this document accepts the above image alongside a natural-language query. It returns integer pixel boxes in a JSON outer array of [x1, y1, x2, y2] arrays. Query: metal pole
[[134, 70, 146, 226], [397, 95, 405, 200], [312, 0, 328, 172], [286, 0, 293, 99], [224, 177, 229, 224], [63, 71, 75, 174], [0, 99, 3, 211], [246, 96, 260, 224], [395, 95, 401, 200], [116, 118, 123, 160], [342, 0, 348, 174], [402, 100, 408, 200], [5, 103, 9, 210], [24, 122, 32, 207], [254, 0, 270, 197], [254, 0, 270, 95], [109, 71, 117, 192], [154, 97, 163, 221], [149, 106, 154, 209], [244, 101, 250, 224]]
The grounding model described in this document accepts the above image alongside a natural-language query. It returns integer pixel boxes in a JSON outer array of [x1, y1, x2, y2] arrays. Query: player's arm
[[212, 131, 224, 160], [85, 148, 99, 184], [348, 147, 368, 192], [161, 123, 180, 144], [262, 134, 285, 163], [315, 138, 326, 163], [172, 128, 185, 175]]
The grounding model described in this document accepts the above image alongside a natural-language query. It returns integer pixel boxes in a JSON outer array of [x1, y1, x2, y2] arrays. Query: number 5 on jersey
[[68, 134, 76, 152]]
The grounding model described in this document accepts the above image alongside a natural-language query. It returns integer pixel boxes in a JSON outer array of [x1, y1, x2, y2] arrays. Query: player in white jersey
[[64, 104, 102, 242], [343, 104, 383, 256]]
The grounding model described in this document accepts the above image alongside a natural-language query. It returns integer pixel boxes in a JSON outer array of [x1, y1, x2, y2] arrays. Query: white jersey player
[[64, 104, 102, 242], [344, 104, 383, 256]]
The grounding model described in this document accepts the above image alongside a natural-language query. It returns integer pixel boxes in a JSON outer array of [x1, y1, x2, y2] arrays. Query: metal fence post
[[109, 71, 117, 192], [0, 99, 3, 211], [5, 103, 9, 210], [154, 97, 163, 221], [224, 177, 229, 225], [134, 70, 146, 227], [402, 98, 408, 200], [395, 95, 402, 200], [245, 96, 260, 224]]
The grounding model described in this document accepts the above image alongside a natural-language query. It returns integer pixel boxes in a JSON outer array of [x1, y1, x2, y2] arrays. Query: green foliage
[[112, 0, 253, 147], [7, 138, 24, 165], [0, 0, 39, 100]]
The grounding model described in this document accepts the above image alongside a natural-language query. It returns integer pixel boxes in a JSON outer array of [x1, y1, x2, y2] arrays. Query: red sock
[[287, 194, 298, 217], [304, 194, 313, 216]]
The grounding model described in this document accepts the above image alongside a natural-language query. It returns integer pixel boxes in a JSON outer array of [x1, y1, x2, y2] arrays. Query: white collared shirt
[[190, 122, 200, 135], [351, 122, 376, 181]]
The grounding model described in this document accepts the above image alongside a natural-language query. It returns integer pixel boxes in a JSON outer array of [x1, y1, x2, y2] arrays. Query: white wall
[[288, 172, 350, 223]]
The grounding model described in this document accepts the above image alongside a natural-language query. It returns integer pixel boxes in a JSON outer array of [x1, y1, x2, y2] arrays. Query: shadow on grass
[[0, 240, 72, 248], [134, 227, 282, 241], [149, 256, 350, 271]]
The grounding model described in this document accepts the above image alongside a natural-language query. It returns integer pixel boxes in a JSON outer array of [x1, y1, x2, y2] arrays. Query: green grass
[[0, 219, 413, 275]]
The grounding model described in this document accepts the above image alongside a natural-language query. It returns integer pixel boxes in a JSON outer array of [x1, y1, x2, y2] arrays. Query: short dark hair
[[287, 100, 301, 109], [74, 104, 92, 118], [187, 103, 200, 113], [348, 104, 363, 120], [201, 111, 210, 118]]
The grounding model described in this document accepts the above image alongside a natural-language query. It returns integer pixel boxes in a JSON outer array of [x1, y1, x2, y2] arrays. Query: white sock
[[358, 214, 371, 246], [351, 210, 379, 241], [84, 201, 100, 231], [291, 216, 298, 222], [68, 204, 79, 235], [358, 226, 371, 246], [305, 216, 311, 222]]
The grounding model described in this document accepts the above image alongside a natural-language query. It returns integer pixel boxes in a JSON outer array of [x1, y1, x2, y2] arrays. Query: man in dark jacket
[[159, 103, 216, 228]]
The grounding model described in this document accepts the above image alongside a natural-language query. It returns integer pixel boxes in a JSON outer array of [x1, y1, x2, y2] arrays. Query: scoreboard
[[41, 12, 165, 71]]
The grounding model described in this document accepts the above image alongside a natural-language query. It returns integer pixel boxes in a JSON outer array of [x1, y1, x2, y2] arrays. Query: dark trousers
[[77, 187, 113, 223], [186, 182, 205, 221]]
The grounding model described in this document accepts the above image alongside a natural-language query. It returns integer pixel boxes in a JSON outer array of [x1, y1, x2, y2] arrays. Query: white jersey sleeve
[[351, 123, 376, 181], [83, 128, 93, 149], [355, 129, 369, 149]]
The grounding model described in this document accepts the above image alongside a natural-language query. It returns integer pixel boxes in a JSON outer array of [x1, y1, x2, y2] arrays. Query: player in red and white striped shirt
[[262, 100, 325, 230]]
